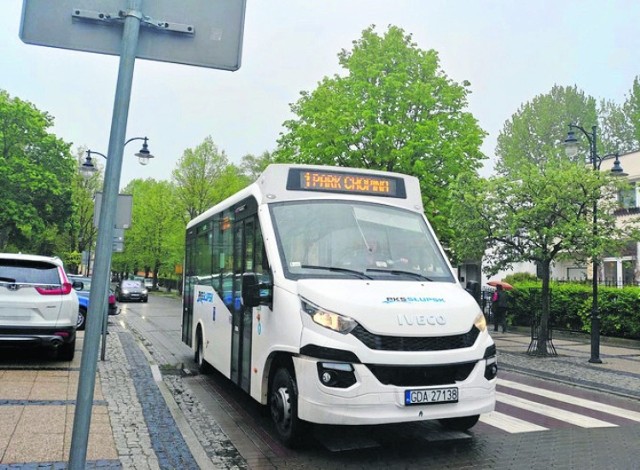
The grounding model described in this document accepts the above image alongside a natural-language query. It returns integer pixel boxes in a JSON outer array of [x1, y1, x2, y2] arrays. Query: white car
[[0, 253, 80, 360]]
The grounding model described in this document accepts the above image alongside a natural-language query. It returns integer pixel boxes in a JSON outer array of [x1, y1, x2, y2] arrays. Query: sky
[[2, 0, 639, 187]]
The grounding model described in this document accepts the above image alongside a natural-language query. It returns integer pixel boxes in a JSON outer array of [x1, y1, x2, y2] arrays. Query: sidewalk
[[493, 328, 640, 400], [0, 325, 639, 468]]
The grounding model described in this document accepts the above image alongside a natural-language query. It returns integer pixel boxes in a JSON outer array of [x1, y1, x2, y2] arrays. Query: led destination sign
[[287, 169, 406, 198]]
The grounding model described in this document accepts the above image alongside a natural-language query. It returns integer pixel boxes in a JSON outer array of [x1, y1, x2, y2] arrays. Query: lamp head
[[564, 128, 579, 159], [79, 152, 98, 179], [610, 154, 628, 177], [134, 137, 154, 166]]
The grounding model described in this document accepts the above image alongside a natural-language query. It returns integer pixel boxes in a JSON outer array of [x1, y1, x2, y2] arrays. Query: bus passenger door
[[230, 218, 255, 393]]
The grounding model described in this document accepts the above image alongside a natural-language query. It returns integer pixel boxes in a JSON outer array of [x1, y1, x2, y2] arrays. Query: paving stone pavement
[[492, 330, 640, 399], [3, 308, 638, 469], [101, 323, 246, 470]]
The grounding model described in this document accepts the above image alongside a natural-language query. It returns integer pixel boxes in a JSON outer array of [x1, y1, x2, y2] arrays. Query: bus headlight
[[301, 299, 358, 334], [474, 312, 487, 332]]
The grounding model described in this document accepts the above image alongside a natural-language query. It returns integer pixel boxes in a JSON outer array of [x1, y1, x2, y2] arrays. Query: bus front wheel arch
[[269, 365, 308, 447]]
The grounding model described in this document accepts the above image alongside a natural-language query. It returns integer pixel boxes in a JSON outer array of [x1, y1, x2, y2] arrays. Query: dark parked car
[[70, 276, 119, 330], [115, 279, 148, 302]]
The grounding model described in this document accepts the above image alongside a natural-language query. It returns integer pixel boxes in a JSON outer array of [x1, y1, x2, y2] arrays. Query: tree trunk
[[534, 260, 556, 356]]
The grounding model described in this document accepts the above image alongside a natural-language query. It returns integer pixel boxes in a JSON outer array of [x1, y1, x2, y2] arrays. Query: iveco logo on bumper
[[397, 314, 446, 326]]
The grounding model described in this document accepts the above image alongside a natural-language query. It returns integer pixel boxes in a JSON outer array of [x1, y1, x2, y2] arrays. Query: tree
[[454, 85, 639, 356], [239, 150, 275, 181], [0, 90, 76, 253], [60, 147, 103, 273], [599, 98, 637, 154], [622, 76, 640, 148], [275, 25, 486, 247], [172, 136, 249, 222], [115, 179, 183, 283]]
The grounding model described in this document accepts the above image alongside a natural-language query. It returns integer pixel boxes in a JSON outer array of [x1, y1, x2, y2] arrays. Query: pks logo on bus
[[197, 291, 214, 303], [383, 296, 445, 304]]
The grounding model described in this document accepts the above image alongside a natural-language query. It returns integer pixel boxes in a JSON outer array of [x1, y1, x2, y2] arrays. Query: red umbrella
[[487, 280, 514, 290]]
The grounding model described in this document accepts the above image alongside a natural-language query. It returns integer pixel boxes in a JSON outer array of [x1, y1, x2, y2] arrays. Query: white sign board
[[94, 193, 133, 229], [20, 0, 246, 71]]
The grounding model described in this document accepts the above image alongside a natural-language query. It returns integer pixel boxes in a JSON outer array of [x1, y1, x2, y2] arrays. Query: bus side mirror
[[242, 273, 272, 308]]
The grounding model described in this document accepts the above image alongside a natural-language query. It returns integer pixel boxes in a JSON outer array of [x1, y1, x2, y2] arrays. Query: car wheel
[[269, 366, 308, 447], [58, 337, 76, 361], [77, 307, 87, 331], [438, 415, 480, 431]]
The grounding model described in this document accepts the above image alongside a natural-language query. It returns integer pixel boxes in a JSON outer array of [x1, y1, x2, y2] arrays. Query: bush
[[508, 282, 640, 340]]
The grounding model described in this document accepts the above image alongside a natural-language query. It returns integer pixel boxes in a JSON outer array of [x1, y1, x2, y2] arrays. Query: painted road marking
[[498, 378, 640, 422]]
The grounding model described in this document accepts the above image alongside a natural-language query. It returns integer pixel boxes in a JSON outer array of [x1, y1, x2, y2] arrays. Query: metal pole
[[69, 1, 142, 467], [589, 125, 602, 364]]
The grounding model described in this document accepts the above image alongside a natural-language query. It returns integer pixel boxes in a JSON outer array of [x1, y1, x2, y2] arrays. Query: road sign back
[[20, 0, 246, 71]]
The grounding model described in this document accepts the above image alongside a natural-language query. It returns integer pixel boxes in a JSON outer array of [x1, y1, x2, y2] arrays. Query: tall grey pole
[[69, 1, 142, 466]]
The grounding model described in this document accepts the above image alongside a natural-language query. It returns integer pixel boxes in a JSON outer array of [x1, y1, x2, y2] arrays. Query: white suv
[[0, 253, 79, 360]]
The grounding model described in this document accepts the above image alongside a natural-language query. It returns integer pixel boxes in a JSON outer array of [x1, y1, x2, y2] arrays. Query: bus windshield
[[270, 200, 455, 282]]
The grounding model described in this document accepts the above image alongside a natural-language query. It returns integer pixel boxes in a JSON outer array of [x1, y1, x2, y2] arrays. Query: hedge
[[507, 282, 640, 340]]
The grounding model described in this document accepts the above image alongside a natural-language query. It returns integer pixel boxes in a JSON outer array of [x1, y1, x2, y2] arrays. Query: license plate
[[404, 387, 458, 405]]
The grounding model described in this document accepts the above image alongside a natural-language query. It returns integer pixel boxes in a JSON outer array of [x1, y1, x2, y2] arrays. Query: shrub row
[[507, 282, 640, 340]]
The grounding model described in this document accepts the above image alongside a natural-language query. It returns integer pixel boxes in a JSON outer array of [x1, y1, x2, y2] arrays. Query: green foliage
[[172, 136, 249, 223], [495, 85, 597, 172], [275, 25, 486, 249], [623, 76, 640, 146], [116, 179, 184, 280], [509, 282, 640, 339], [0, 89, 76, 253], [240, 151, 275, 181], [503, 272, 538, 284]]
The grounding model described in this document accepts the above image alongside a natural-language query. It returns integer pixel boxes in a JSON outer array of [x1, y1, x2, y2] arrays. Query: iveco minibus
[[182, 164, 496, 446]]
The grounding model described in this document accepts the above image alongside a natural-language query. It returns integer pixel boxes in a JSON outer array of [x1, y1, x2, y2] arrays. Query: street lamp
[[564, 124, 628, 364], [80, 136, 153, 177]]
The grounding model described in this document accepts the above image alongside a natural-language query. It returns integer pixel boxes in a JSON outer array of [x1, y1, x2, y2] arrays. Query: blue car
[[70, 276, 119, 330]]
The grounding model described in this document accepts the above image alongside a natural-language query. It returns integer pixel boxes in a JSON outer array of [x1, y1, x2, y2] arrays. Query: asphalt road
[[117, 293, 640, 469]]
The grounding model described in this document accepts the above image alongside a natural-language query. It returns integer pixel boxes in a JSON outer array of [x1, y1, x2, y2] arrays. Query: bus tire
[[195, 330, 211, 374], [269, 367, 307, 447], [438, 414, 480, 431]]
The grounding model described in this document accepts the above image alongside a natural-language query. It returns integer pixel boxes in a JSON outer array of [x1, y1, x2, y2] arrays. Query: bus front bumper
[[293, 355, 496, 426]]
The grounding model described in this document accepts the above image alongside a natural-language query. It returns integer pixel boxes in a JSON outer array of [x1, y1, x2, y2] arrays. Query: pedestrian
[[492, 284, 509, 333]]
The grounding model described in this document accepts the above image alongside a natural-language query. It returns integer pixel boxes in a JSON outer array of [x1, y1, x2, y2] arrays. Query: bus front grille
[[350, 325, 480, 351], [365, 362, 477, 387]]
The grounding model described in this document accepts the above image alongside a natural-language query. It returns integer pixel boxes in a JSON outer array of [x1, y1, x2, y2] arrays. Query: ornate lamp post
[[564, 124, 627, 363], [80, 136, 153, 177]]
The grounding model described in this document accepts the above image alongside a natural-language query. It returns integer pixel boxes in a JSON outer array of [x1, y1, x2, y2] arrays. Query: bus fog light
[[485, 361, 498, 380], [317, 362, 356, 388]]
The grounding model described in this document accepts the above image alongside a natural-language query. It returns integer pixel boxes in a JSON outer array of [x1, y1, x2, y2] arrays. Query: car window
[[122, 280, 142, 288], [0, 259, 60, 285]]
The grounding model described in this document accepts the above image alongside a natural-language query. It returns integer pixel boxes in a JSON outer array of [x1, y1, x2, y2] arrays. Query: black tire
[[58, 337, 76, 361], [438, 414, 480, 431], [76, 308, 87, 331], [269, 367, 308, 447], [195, 331, 211, 374]]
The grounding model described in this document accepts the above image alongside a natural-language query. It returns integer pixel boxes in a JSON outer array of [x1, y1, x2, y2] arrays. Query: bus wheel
[[195, 331, 211, 374], [269, 367, 307, 447], [438, 415, 480, 431]]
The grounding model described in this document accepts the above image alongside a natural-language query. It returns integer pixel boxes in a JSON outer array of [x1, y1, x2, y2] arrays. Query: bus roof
[[187, 164, 424, 228]]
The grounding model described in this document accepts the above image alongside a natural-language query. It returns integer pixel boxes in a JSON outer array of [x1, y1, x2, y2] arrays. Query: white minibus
[[182, 164, 496, 446]]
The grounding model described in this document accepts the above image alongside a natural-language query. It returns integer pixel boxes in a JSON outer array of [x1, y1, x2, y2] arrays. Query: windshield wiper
[[300, 265, 373, 279], [0, 276, 16, 283], [365, 268, 433, 281]]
